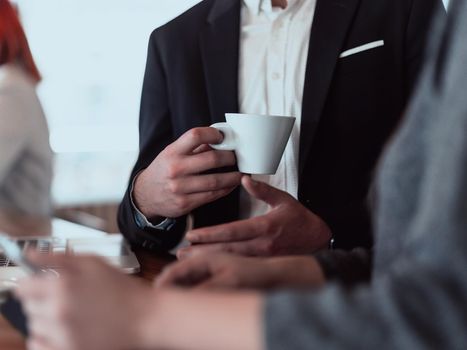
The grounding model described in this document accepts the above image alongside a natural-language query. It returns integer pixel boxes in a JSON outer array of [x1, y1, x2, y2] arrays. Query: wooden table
[[0, 219, 176, 350]]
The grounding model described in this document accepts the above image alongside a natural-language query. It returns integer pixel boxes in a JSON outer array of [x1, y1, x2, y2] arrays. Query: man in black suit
[[118, 0, 441, 264]]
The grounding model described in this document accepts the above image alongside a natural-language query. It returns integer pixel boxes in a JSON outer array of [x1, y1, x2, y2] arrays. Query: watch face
[[134, 209, 176, 231], [133, 210, 147, 230], [161, 218, 177, 231]]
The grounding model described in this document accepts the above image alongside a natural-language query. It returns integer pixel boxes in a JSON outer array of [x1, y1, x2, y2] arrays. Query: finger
[[194, 274, 234, 291], [29, 320, 71, 350], [155, 259, 211, 288], [171, 172, 242, 194], [241, 175, 292, 207], [28, 317, 58, 339], [182, 150, 237, 175], [192, 144, 212, 154], [28, 338, 56, 350], [29, 253, 107, 277], [184, 186, 237, 209], [15, 277, 54, 300], [185, 216, 267, 244], [25, 252, 72, 271], [175, 127, 223, 155], [23, 299, 54, 318], [177, 240, 264, 259]]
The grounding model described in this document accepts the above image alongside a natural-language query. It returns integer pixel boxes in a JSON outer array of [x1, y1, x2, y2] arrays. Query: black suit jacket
[[118, 0, 441, 251]]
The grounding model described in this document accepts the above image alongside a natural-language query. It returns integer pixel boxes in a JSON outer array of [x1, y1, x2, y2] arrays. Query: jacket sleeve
[[266, 261, 467, 350], [404, 0, 446, 94], [117, 30, 187, 251], [313, 248, 372, 287]]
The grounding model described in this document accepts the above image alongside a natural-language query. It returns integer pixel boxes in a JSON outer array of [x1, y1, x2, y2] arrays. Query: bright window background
[[15, 0, 201, 206], [14, 0, 449, 206]]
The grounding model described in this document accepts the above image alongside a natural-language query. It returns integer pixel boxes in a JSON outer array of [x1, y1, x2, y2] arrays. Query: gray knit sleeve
[[265, 260, 467, 350]]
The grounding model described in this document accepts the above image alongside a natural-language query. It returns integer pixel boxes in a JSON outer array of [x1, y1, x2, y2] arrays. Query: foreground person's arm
[[140, 290, 263, 350], [17, 242, 467, 350], [16, 255, 264, 350]]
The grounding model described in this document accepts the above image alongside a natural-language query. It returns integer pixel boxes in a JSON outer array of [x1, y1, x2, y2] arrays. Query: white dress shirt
[[239, 0, 316, 218]]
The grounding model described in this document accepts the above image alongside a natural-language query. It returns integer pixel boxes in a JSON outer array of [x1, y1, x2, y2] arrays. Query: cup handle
[[209, 123, 236, 151]]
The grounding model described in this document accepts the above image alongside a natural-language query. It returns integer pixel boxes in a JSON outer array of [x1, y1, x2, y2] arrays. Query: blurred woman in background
[[0, 0, 52, 235]]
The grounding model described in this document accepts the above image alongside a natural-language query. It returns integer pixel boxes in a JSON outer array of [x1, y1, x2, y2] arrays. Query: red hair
[[0, 0, 41, 82]]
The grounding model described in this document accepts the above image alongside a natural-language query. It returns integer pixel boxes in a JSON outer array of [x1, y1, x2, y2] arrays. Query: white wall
[[16, 0, 201, 205], [17, 0, 201, 154]]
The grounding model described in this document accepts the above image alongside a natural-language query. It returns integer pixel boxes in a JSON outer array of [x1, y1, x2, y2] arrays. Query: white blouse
[[0, 64, 53, 219]]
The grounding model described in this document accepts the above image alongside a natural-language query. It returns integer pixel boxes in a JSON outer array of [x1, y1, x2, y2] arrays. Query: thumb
[[194, 272, 235, 291], [241, 175, 291, 207]]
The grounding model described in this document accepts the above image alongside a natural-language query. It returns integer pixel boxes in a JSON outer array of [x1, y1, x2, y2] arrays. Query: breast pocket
[[336, 40, 387, 77]]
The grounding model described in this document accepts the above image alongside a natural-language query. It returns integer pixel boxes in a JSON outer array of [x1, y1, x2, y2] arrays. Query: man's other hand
[[178, 176, 332, 258]]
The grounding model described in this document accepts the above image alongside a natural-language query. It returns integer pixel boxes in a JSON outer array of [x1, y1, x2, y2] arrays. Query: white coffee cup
[[210, 113, 295, 175]]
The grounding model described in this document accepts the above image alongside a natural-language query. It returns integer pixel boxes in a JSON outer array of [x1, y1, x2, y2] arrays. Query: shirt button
[[272, 72, 281, 80], [276, 21, 284, 29]]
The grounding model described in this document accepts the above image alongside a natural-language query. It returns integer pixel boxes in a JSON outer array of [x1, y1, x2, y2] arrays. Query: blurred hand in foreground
[[156, 253, 325, 291], [15, 254, 152, 350]]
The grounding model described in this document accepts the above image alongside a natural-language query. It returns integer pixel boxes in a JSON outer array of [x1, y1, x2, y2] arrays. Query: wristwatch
[[133, 209, 177, 231]]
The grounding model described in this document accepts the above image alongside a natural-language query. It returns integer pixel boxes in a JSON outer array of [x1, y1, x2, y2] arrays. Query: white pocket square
[[339, 40, 385, 59]]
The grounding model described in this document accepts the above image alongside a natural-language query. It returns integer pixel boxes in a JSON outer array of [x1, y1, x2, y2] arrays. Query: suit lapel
[[200, 0, 241, 124], [299, 0, 361, 176], [198, 0, 241, 222]]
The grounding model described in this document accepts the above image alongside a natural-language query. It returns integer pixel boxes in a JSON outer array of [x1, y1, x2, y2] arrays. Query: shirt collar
[[243, 0, 302, 16], [242, 0, 275, 16]]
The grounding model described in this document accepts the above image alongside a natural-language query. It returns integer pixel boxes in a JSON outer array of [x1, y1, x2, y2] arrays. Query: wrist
[[133, 171, 157, 218], [266, 256, 325, 289], [129, 282, 160, 349], [136, 289, 264, 350], [299, 256, 326, 287], [134, 288, 171, 349]]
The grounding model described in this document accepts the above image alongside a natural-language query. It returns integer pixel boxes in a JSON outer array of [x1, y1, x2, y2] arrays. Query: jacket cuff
[[314, 248, 373, 287], [118, 172, 187, 252]]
